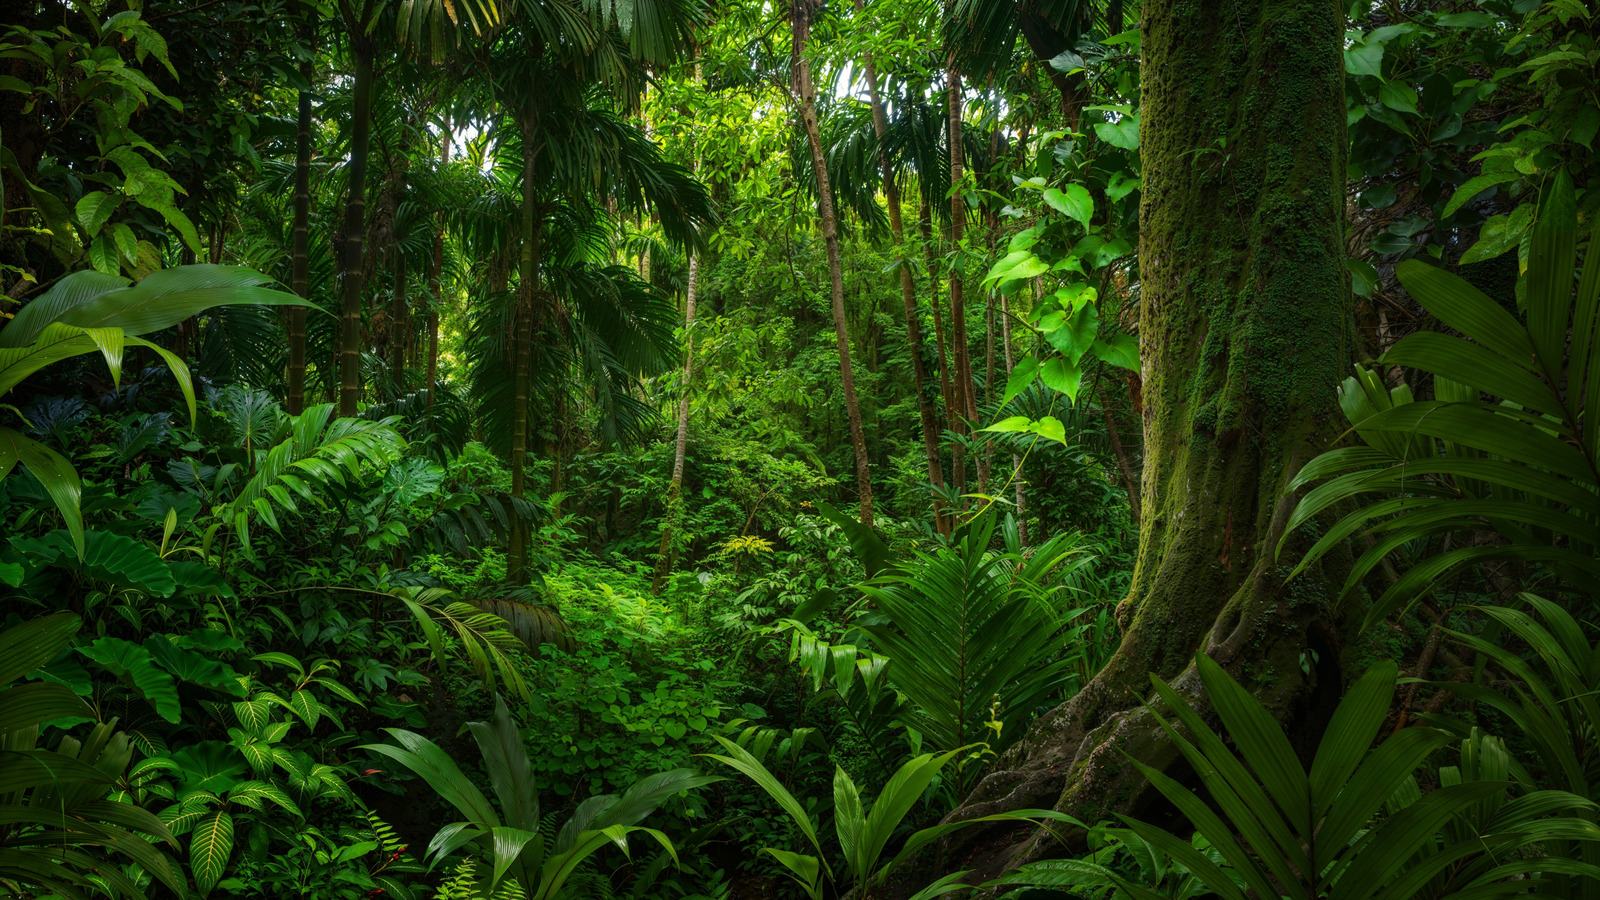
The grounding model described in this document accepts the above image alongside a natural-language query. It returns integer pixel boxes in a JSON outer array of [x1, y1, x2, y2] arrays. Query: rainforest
[[2, 0, 1598, 897]]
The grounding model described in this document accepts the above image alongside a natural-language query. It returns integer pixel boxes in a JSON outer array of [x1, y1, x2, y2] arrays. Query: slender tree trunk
[[858, 15, 948, 536], [1099, 384, 1142, 525], [793, 0, 873, 527], [942, 48, 980, 506], [1000, 290, 1027, 546], [338, 42, 374, 417], [945, 36, 980, 446], [287, 51, 313, 415], [941, 0, 1354, 878], [920, 208, 962, 499], [651, 251, 699, 594], [389, 245, 407, 390], [426, 125, 449, 412], [508, 112, 541, 578], [981, 287, 995, 494]]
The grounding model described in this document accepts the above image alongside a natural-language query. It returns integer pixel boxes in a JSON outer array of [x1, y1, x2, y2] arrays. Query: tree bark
[[287, 49, 313, 415], [944, 41, 980, 506], [508, 110, 542, 578], [999, 290, 1027, 546], [793, 0, 874, 528], [920, 208, 962, 500], [427, 125, 449, 412], [939, 0, 1355, 879], [338, 41, 373, 417], [856, 9, 949, 536], [651, 250, 699, 594], [389, 243, 407, 390]]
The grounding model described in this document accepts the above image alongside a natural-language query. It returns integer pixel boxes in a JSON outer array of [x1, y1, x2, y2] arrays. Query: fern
[[391, 586, 537, 703], [365, 810, 427, 900], [219, 403, 404, 555], [434, 860, 531, 900]]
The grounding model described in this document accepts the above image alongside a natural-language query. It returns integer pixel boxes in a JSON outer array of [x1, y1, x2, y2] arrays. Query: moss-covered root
[[934, 563, 1350, 883]]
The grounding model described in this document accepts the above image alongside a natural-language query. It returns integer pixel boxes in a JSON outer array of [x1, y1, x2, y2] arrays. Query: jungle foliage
[[1, 0, 1598, 897]]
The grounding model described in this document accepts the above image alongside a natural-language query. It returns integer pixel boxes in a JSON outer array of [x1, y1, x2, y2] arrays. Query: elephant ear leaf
[[77, 637, 182, 723], [144, 634, 244, 697], [12, 529, 175, 596]]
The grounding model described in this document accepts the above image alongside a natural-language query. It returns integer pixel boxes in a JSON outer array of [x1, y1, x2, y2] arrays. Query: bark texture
[[337, 44, 373, 417], [944, 40, 980, 504], [938, 0, 1355, 880], [287, 54, 312, 416], [508, 113, 542, 578], [390, 245, 408, 389], [793, 0, 874, 527]]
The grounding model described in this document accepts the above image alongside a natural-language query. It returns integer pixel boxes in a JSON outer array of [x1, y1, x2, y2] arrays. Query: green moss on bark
[[938, 0, 1357, 881]]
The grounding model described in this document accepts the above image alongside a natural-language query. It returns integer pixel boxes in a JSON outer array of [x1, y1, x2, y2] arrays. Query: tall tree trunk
[[944, 36, 979, 437], [793, 0, 873, 527], [940, 0, 1354, 878], [338, 43, 374, 417], [920, 208, 961, 499], [508, 112, 541, 578], [1000, 290, 1027, 546], [389, 244, 407, 390], [427, 125, 449, 412], [858, 13, 949, 536], [942, 46, 980, 506], [651, 250, 699, 594], [287, 56, 312, 415], [981, 286, 995, 494]]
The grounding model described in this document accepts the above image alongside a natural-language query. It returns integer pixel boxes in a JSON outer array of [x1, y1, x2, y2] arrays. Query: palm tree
[[469, 0, 707, 575], [288, 0, 317, 414], [331, 1, 380, 416], [455, 77, 710, 573], [852, 0, 949, 535], [335, 0, 501, 415], [790, 0, 876, 528]]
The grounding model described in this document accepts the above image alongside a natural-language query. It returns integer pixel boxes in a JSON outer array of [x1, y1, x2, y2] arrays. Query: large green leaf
[[77, 637, 181, 723], [858, 511, 1079, 759], [0, 682, 93, 733], [0, 612, 81, 688], [143, 634, 243, 696], [0, 427, 83, 557], [1, 264, 306, 347], [189, 810, 234, 896], [1043, 184, 1094, 226], [11, 529, 175, 596]]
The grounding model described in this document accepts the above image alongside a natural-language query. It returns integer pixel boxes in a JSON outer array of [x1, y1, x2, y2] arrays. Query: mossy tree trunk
[[939, 0, 1355, 878]]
